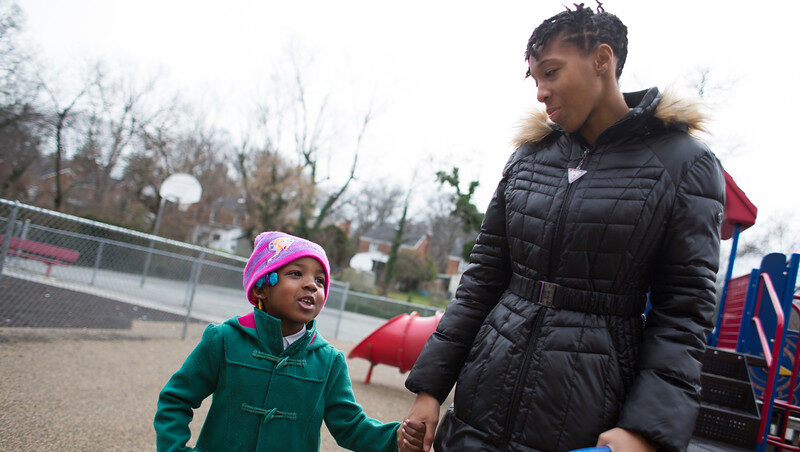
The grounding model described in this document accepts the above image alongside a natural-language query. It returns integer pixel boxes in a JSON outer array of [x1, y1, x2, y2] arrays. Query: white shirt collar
[[283, 327, 307, 350]]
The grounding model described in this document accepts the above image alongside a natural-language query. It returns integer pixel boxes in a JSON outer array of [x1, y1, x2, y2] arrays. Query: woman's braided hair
[[525, 2, 628, 79]]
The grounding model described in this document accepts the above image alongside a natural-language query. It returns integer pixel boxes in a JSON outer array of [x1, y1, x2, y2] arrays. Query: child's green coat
[[154, 309, 399, 452]]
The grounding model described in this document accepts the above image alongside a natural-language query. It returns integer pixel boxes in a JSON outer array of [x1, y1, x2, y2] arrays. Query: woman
[[401, 4, 724, 452]]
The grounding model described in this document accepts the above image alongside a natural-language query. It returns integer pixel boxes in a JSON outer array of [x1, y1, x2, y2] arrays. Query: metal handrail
[[771, 301, 800, 451], [753, 272, 786, 450]]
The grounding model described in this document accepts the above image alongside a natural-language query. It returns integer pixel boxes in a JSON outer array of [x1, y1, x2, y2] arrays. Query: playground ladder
[[689, 347, 760, 451]]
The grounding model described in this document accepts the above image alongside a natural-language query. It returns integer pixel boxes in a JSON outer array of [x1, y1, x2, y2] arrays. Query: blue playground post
[[709, 222, 741, 347]]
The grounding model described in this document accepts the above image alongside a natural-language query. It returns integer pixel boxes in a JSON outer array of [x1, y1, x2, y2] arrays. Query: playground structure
[[349, 168, 800, 451], [697, 252, 800, 451], [348, 310, 443, 384]]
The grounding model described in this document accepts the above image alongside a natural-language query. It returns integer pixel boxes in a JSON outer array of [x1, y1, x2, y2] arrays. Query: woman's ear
[[594, 43, 614, 76]]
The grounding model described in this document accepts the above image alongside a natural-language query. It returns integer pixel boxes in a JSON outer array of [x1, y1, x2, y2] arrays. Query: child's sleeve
[[154, 323, 221, 452], [323, 351, 400, 452]]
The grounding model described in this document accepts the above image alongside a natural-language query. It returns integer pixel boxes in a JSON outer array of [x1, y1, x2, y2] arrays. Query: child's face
[[254, 256, 326, 334]]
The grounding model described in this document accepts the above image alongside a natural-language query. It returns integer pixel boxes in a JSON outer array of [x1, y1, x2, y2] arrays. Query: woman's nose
[[537, 85, 550, 103]]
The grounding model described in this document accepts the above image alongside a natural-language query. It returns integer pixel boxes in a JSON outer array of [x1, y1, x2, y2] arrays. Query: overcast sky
[[18, 0, 800, 268]]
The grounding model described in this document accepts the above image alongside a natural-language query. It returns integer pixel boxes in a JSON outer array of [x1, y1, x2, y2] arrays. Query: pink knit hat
[[242, 231, 331, 306]]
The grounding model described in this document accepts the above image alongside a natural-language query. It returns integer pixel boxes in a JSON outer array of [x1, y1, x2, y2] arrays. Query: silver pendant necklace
[[567, 149, 590, 184]]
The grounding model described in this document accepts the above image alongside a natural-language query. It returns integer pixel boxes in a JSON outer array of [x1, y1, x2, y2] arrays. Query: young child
[[155, 231, 424, 452]]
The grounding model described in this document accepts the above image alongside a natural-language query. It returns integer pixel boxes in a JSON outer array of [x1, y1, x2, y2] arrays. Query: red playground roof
[[721, 168, 758, 240]]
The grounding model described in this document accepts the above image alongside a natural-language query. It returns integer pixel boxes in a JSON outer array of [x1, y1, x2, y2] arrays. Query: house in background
[[349, 223, 467, 297], [191, 197, 249, 255], [194, 225, 243, 254], [349, 223, 431, 277], [444, 251, 468, 297]]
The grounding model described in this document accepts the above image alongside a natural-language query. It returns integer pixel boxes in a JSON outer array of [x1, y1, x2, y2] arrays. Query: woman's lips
[[547, 107, 560, 121]]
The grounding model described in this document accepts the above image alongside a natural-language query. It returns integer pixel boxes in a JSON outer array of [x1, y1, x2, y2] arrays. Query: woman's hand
[[597, 427, 655, 452], [396, 419, 426, 451], [403, 392, 440, 452]]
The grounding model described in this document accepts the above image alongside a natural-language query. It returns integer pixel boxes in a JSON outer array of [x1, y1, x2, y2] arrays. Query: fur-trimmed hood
[[512, 87, 708, 149]]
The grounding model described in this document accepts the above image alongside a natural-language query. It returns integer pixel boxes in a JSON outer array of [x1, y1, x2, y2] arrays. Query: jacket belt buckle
[[538, 281, 558, 308]]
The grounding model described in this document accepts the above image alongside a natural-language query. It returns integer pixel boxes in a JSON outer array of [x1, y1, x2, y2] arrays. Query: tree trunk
[[54, 113, 65, 211], [382, 200, 408, 295]]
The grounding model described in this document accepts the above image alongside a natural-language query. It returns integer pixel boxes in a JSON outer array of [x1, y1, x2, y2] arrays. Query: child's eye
[[288, 270, 302, 277], [315, 277, 325, 286]]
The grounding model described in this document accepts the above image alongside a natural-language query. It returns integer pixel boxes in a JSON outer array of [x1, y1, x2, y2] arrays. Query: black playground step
[[694, 403, 760, 447], [702, 347, 750, 380], [700, 372, 758, 414], [692, 347, 761, 449], [687, 436, 753, 452]]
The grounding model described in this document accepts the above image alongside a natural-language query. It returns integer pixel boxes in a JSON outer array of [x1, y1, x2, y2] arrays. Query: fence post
[[0, 201, 20, 283], [334, 282, 350, 340], [90, 241, 105, 286], [20, 218, 30, 240], [181, 251, 205, 340], [140, 197, 167, 287]]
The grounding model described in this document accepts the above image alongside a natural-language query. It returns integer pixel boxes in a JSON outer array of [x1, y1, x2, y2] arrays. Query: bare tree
[[0, 0, 40, 129], [76, 65, 161, 209], [123, 102, 237, 238], [243, 150, 314, 237], [737, 212, 800, 259], [687, 67, 744, 159], [308, 108, 370, 234], [689, 67, 739, 103], [39, 74, 91, 211], [340, 181, 404, 246], [0, 108, 45, 199], [424, 190, 473, 273], [235, 133, 302, 242], [245, 50, 374, 238], [0, 1, 44, 200], [382, 188, 411, 295]]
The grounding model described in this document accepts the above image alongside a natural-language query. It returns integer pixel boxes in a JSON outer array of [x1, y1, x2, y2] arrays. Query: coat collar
[[512, 87, 708, 149], [230, 309, 326, 356]]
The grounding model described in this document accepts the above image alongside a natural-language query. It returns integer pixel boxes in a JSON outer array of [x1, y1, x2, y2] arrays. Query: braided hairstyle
[[525, 2, 628, 79]]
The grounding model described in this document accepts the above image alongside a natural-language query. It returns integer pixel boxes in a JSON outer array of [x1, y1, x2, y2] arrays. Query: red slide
[[348, 311, 443, 383]]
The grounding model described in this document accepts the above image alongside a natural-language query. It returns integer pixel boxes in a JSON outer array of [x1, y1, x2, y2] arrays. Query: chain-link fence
[[0, 199, 442, 342]]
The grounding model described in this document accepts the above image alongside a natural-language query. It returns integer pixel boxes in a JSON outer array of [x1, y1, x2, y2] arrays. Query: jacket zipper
[[501, 307, 546, 449], [547, 146, 593, 280]]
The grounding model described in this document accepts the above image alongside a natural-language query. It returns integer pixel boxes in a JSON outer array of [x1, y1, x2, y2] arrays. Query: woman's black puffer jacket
[[405, 88, 725, 452]]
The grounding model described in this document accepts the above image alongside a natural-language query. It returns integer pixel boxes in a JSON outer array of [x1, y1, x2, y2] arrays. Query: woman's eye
[[545, 69, 557, 77]]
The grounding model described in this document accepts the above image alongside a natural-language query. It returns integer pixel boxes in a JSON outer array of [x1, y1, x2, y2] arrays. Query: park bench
[[0, 234, 79, 277]]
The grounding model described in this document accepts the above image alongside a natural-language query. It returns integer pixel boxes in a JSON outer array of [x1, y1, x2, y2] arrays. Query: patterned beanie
[[243, 231, 331, 306]]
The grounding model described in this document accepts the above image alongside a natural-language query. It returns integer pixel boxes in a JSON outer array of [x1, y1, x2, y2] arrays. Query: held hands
[[397, 418, 426, 452], [596, 428, 655, 452], [399, 392, 440, 452]]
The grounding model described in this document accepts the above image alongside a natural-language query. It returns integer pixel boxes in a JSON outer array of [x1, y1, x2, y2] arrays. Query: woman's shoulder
[[646, 90, 713, 156], [639, 89, 723, 180]]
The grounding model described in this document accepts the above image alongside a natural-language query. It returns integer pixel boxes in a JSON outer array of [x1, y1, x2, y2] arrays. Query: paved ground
[[0, 276, 200, 329], [1, 261, 390, 343]]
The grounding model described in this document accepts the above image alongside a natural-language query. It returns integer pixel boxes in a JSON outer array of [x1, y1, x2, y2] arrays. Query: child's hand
[[396, 418, 426, 452], [597, 427, 655, 452]]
